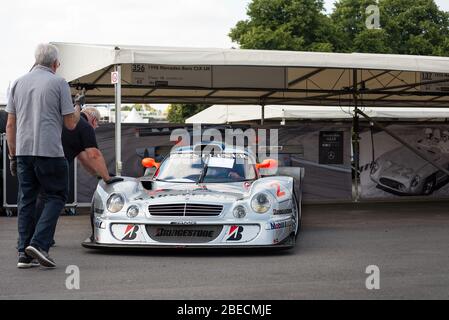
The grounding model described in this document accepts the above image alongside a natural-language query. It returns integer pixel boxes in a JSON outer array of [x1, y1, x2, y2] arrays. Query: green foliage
[[167, 104, 210, 123], [333, 0, 449, 55], [229, 0, 339, 51], [230, 0, 449, 56]]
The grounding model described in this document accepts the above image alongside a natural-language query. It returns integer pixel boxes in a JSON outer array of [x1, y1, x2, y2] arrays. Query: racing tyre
[[293, 191, 302, 240], [422, 175, 436, 195]]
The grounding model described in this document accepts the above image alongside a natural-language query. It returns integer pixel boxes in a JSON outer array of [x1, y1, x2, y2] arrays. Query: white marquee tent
[[53, 42, 449, 108], [52, 42, 449, 174], [186, 105, 449, 124], [123, 107, 147, 123]]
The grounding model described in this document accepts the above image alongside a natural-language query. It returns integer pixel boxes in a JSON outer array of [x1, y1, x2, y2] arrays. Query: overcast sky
[[1, 0, 448, 104]]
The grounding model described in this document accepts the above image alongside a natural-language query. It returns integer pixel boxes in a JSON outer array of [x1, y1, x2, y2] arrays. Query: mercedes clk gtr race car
[[83, 142, 304, 250]]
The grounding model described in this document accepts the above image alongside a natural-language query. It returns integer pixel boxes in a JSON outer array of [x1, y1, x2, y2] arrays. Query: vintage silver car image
[[84, 142, 304, 250], [360, 125, 449, 198]]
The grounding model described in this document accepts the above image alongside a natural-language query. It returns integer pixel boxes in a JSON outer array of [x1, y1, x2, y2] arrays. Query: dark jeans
[[17, 156, 68, 252], [35, 159, 73, 242]]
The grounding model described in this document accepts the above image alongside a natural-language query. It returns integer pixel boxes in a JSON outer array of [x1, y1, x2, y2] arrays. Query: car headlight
[[411, 175, 420, 188], [106, 193, 125, 213], [251, 192, 271, 214], [127, 205, 140, 218], [370, 161, 379, 174], [233, 205, 246, 219]]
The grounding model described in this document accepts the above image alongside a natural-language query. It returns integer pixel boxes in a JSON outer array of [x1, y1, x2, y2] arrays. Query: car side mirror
[[256, 159, 278, 170], [142, 157, 160, 169]]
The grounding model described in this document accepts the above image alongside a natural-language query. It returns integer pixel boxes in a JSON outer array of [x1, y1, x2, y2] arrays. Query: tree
[[167, 104, 210, 123], [230, 0, 449, 56], [229, 0, 340, 52], [332, 0, 449, 55]]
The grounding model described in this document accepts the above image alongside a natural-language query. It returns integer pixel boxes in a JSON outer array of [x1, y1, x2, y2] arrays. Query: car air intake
[[379, 178, 405, 191], [148, 203, 223, 216]]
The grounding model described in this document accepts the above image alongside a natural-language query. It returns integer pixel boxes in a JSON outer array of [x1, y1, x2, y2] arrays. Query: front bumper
[[84, 216, 297, 250]]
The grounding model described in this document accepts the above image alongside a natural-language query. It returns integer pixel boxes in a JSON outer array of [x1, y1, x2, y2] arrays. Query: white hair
[[82, 107, 101, 121], [34, 43, 59, 68]]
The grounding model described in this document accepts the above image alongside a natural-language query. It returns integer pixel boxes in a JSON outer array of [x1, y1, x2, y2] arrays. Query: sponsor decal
[[170, 221, 197, 225], [273, 208, 293, 215], [267, 220, 293, 230], [122, 225, 140, 241], [226, 225, 244, 241], [155, 228, 214, 238]]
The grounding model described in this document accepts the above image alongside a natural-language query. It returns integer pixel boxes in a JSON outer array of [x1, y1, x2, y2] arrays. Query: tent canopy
[[186, 105, 449, 124], [53, 42, 449, 108]]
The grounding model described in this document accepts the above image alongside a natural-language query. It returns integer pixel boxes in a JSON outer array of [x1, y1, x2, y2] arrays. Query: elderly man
[[6, 43, 80, 268], [35, 107, 123, 248], [62, 106, 116, 180]]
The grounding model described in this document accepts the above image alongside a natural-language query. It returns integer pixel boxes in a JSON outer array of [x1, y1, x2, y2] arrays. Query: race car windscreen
[[155, 153, 257, 183]]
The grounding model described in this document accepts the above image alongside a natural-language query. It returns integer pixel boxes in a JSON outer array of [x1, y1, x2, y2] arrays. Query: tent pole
[[261, 104, 265, 125], [114, 64, 122, 176], [353, 69, 360, 202]]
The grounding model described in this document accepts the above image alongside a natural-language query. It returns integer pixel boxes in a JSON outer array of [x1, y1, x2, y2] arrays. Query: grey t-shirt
[[6, 65, 75, 157]]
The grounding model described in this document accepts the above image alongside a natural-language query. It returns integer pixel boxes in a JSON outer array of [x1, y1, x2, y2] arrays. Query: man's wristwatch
[[8, 154, 16, 160]]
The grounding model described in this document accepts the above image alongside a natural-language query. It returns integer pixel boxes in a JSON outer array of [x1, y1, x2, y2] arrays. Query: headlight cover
[[106, 193, 125, 213], [127, 205, 140, 218], [251, 192, 271, 213], [233, 205, 246, 219], [411, 175, 420, 188]]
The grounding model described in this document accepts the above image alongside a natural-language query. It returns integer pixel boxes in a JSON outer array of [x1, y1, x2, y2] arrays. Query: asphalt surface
[[1, 202, 449, 300]]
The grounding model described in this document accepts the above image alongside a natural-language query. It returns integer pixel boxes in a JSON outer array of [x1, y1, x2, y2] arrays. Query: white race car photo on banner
[[360, 124, 449, 199]]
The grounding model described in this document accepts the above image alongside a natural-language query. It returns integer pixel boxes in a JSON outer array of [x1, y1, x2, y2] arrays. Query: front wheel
[[422, 175, 436, 195], [292, 191, 302, 240]]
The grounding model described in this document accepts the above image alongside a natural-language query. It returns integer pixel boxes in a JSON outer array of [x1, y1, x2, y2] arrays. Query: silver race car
[[370, 143, 449, 196], [83, 142, 304, 250]]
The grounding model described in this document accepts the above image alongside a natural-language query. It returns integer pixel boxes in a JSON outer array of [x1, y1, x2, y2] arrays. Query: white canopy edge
[[186, 105, 449, 124], [53, 42, 449, 83]]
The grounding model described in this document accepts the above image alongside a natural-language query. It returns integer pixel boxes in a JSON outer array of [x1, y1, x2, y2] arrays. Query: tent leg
[[353, 113, 360, 202], [353, 69, 360, 202], [261, 105, 265, 125], [114, 64, 122, 176]]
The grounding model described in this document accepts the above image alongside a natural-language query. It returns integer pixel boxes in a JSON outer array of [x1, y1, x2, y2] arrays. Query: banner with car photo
[[258, 124, 353, 202], [76, 123, 353, 204], [359, 124, 449, 200]]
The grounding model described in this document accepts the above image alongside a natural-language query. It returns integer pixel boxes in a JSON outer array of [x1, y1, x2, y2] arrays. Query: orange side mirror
[[256, 159, 278, 170], [142, 157, 160, 169]]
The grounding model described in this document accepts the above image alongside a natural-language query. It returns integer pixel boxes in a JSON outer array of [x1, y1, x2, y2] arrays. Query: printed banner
[[76, 123, 353, 203], [359, 124, 449, 199]]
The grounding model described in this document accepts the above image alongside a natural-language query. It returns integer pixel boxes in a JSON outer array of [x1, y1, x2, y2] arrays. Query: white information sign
[[421, 72, 449, 92], [131, 64, 212, 87], [111, 71, 119, 84]]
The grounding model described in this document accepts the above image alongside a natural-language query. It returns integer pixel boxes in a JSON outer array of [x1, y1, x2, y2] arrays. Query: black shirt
[[62, 113, 98, 162]]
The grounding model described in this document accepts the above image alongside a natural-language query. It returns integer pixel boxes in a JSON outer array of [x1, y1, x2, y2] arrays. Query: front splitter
[[81, 238, 294, 251]]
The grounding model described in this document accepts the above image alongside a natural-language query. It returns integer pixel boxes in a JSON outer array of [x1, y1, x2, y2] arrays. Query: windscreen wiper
[[197, 161, 209, 184]]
